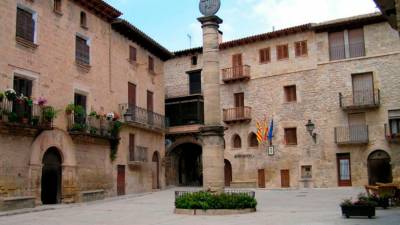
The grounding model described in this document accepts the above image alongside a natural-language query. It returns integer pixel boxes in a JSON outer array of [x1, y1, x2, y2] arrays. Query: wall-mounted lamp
[[305, 120, 317, 143]]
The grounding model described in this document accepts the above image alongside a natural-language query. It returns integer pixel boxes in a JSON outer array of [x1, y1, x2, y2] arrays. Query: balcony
[[128, 146, 148, 166], [67, 114, 116, 141], [119, 104, 166, 132], [339, 89, 380, 111], [385, 124, 400, 143], [0, 98, 53, 135], [223, 107, 252, 124], [166, 95, 204, 127], [335, 125, 369, 145], [329, 43, 365, 61], [222, 65, 251, 83]]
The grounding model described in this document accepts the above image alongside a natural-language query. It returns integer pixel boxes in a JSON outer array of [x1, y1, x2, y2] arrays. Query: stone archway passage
[[167, 143, 202, 187], [368, 150, 392, 185], [41, 147, 62, 204], [152, 152, 160, 189], [224, 159, 232, 187]]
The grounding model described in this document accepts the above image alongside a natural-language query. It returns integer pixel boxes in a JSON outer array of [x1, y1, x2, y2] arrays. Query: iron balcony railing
[[335, 125, 369, 145], [339, 89, 380, 110], [222, 65, 251, 83], [67, 114, 114, 138], [223, 107, 252, 123], [329, 42, 365, 61], [129, 146, 148, 163], [119, 104, 166, 130], [0, 98, 53, 129]]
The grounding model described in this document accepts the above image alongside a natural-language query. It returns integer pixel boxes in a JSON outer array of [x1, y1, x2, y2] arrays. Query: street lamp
[[305, 120, 317, 143]]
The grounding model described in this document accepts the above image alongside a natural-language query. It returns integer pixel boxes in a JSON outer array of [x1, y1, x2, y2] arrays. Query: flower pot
[[341, 205, 375, 219], [21, 117, 29, 125]]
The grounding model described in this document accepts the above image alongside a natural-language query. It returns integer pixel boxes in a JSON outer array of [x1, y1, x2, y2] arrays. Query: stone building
[[164, 13, 400, 189], [0, 0, 171, 210], [374, 0, 400, 33]]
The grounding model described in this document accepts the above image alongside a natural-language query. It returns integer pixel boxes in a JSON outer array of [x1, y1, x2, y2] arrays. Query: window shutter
[[148, 56, 154, 71], [76, 36, 90, 64], [329, 31, 345, 60], [302, 41, 308, 55], [259, 49, 265, 63], [284, 45, 288, 58], [295, 42, 301, 57], [348, 28, 365, 58], [16, 8, 34, 42], [129, 46, 137, 61]]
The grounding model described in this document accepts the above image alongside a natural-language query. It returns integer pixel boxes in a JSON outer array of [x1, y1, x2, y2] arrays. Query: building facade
[[164, 13, 400, 189], [0, 0, 170, 210]]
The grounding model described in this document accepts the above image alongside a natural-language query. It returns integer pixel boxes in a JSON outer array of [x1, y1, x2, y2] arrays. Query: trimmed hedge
[[175, 192, 257, 210]]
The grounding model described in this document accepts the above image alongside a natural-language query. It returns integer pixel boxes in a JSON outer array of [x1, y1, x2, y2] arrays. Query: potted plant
[[21, 112, 29, 125], [42, 106, 58, 126], [341, 193, 377, 219], [37, 97, 47, 107], [369, 192, 392, 209], [31, 116, 40, 126], [8, 112, 18, 123], [70, 123, 87, 132], [89, 126, 98, 135], [4, 89, 17, 101], [65, 103, 75, 115]]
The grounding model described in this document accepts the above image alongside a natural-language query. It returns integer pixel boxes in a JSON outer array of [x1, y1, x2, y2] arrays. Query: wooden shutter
[[129, 46, 137, 62], [128, 83, 136, 107], [277, 45, 288, 60], [348, 28, 365, 58], [285, 85, 297, 102], [285, 128, 297, 145], [148, 56, 154, 72], [147, 91, 154, 112], [80, 11, 87, 27], [234, 93, 244, 108], [329, 31, 345, 60], [352, 73, 374, 105], [295, 41, 307, 57], [259, 48, 270, 63], [259, 49, 265, 63], [16, 8, 34, 42], [76, 36, 90, 64], [54, 0, 62, 12], [232, 54, 242, 67]]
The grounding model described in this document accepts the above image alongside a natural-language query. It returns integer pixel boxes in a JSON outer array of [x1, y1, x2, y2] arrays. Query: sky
[[104, 0, 379, 52]]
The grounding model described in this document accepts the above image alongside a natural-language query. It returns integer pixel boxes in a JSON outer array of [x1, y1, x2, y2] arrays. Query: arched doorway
[[368, 150, 392, 185], [152, 151, 160, 189], [41, 147, 62, 204], [167, 143, 202, 186], [224, 159, 232, 187]]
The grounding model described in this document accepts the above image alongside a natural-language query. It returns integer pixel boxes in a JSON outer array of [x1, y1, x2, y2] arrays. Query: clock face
[[199, 0, 221, 16]]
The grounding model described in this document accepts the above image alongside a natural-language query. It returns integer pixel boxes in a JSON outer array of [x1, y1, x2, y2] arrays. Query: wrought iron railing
[[223, 107, 252, 123], [175, 190, 256, 200], [339, 89, 380, 110], [119, 104, 166, 130], [0, 98, 52, 129], [222, 65, 251, 82], [329, 43, 365, 61], [335, 125, 369, 144], [67, 114, 113, 138], [129, 146, 148, 162]]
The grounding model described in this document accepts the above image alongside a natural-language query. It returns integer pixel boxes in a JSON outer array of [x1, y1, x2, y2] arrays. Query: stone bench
[[80, 190, 105, 202], [0, 196, 36, 211], [230, 181, 257, 188]]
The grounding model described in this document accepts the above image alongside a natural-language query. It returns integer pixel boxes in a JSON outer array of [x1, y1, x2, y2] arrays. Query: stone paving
[[0, 187, 399, 225]]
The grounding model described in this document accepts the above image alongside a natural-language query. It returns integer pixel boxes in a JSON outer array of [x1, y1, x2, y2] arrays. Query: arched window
[[232, 134, 241, 148], [248, 132, 259, 148]]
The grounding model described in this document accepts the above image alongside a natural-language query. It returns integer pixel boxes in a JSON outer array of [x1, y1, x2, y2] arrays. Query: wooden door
[[352, 73, 374, 106], [117, 165, 126, 196], [337, 154, 352, 187], [224, 160, 232, 187], [147, 91, 154, 125], [234, 93, 244, 118], [258, 169, 266, 188], [232, 54, 243, 77], [128, 83, 136, 107], [281, 170, 290, 188]]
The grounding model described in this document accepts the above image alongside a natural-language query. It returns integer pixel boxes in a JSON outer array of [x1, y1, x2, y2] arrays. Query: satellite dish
[[199, 0, 221, 16]]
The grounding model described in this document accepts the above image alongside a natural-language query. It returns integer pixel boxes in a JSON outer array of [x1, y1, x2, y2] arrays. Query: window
[[148, 56, 154, 72], [80, 11, 87, 28], [13, 76, 33, 119], [75, 36, 90, 65], [147, 91, 154, 112], [277, 44, 289, 60], [259, 48, 270, 63], [74, 93, 87, 124], [128, 83, 136, 107], [233, 134, 242, 148], [301, 166, 312, 179], [284, 85, 297, 102], [188, 71, 201, 95], [329, 28, 365, 61], [129, 46, 137, 62], [389, 110, 400, 135], [54, 0, 62, 13], [16, 7, 35, 43], [295, 41, 308, 57], [284, 128, 297, 145], [191, 56, 198, 66], [248, 133, 259, 148]]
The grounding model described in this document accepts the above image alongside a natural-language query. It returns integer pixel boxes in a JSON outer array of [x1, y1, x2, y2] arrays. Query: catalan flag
[[256, 121, 263, 144], [263, 118, 269, 142]]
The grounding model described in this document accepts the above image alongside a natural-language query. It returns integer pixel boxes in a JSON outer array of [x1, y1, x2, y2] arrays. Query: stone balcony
[[335, 125, 369, 145], [223, 107, 252, 124], [339, 89, 380, 111], [222, 65, 251, 83]]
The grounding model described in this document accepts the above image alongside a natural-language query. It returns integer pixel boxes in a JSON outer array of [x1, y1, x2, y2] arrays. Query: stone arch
[[224, 159, 232, 187], [152, 151, 160, 189], [166, 136, 202, 156], [367, 150, 392, 185], [248, 132, 259, 148], [232, 134, 241, 148]]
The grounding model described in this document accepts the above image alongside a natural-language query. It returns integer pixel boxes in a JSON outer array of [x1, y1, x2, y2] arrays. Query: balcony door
[[348, 113, 366, 142], [337, 153, 352, 187], [13, 76, 33, 119], [232, 54, 243, 77], [128, 83, 136, 107], [74, 93, 87, 124], [147, 91, 154, 125], [352, 73, 374, 106], [234, 93, 244, 118]]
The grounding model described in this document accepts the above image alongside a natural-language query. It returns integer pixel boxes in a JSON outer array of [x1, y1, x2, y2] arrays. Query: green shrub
[[175, 192, 257, 210]]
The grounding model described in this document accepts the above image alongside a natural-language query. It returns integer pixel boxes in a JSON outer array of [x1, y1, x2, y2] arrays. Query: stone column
[[198, 16, 225, 193]]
